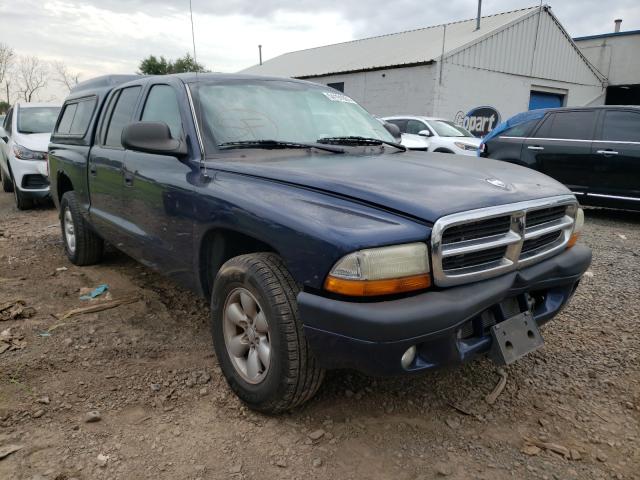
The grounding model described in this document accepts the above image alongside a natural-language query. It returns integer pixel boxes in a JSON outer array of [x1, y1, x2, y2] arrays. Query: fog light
[[401, 345, 417, 369]]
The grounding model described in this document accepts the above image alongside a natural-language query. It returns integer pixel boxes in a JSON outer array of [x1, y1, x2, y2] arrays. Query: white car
[[381, 116, 481, 155], [0, 102, 61, 209]]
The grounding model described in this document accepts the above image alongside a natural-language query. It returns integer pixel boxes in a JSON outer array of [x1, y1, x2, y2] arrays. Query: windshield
[[192, 80, 394, 152], [17, 107, 60, 134], [428, 120, 474, 138]]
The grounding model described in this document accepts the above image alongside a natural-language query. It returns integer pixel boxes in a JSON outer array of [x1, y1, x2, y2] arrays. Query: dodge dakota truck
[[48, 74, 591, 413]]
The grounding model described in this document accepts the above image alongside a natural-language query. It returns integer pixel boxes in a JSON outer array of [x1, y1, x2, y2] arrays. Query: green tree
[[138, 53, 207, 75], [0, 100, 9, 114], [138, 55, 171, 75], [171, 53, 206, 73]]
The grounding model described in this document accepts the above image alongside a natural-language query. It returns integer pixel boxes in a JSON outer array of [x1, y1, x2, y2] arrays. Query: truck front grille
[[431, 196, 577, 287], [442, 215, 511, 244]]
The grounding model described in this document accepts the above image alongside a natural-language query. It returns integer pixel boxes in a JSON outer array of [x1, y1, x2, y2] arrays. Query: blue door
[[529, 91, 564, 110]]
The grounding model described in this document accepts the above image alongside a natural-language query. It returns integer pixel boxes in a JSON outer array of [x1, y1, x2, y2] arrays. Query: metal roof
[[574, 30, 640, 42], [242, 6, 541, 78]]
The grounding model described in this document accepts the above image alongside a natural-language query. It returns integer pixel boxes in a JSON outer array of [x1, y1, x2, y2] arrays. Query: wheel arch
[[57, 171, 74, 204], [199, 228, 279, 298]]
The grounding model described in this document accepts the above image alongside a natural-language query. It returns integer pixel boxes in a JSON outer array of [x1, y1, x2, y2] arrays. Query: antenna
[[188, 0, 207, 173], [189, 0, 198, 67]]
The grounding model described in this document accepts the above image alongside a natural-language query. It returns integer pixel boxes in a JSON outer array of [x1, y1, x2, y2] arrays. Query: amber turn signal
[[567, 232, 580, 248], [324, 273, 431, 297]]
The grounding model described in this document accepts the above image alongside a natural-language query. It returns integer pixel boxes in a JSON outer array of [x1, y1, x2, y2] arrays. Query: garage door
[[529, 91, 564, 110]]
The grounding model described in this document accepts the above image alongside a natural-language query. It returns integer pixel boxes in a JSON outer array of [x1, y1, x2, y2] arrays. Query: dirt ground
[[0, 193, 638, 480]]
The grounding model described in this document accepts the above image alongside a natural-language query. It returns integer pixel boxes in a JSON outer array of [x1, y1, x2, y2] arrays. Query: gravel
[[0, 195, 638, 480]]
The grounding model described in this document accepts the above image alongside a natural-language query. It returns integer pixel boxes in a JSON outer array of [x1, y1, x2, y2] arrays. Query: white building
[[243, 5, 605, 137], [574, 22, 640, 105]]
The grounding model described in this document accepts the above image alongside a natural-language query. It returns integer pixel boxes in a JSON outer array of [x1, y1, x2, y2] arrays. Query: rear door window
[[533, 111, 595, 140], [69, 98, 97, 135], [104, 86, 142, 148], [57, 103, 78, 134], [600, 110, 640, 142], [141, 84, 183, 139]]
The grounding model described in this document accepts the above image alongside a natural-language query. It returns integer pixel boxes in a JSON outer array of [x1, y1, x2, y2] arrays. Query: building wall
[[447, 7, 602, 86], [306, 64, 438, 117], [433, 63, 605, 124], [576, 33, 640, 86]]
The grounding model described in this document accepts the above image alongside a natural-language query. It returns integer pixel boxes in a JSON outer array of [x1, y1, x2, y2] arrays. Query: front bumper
[[298, 245, 591, 375], [455, 147, 480, 156], [10, 156, 50, 196]]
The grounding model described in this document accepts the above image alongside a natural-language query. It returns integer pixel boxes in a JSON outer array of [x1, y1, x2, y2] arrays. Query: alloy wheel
[[222, 287, 271, 384]]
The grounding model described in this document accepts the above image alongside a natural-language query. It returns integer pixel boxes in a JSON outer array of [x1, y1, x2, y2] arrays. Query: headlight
[[567, 207, 584, 248], [324, 243, 431, 296], [454, 142, 478, 151], [13, 144, 47, 161]]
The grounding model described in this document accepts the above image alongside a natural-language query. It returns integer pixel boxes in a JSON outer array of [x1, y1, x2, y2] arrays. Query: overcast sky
[[1, 0, 638, 102]]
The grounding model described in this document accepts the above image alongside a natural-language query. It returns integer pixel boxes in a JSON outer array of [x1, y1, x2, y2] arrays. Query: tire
[[211, 253, 325, 413], [60, 191, 104, 265], [1, 168, 13, 193], [13, 185, 34, 210]]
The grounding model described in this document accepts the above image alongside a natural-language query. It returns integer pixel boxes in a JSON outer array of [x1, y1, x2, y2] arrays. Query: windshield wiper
[[317, 136, 406, 152], [217, 140, 344, 154]]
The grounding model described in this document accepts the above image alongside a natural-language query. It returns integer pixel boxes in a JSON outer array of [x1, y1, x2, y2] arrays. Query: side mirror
[[383, 122, 401, 140], [418, 129, 432, 137], [122, 122, 187, 156]]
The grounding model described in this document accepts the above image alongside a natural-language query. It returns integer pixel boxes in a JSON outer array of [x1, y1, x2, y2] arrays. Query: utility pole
[[5, 81, 9, 105], [475, 0, 482, 30], [258, 45, 263, 65]]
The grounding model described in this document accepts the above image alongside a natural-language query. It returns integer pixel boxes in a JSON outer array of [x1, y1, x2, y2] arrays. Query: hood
[[14, 132, 51, 153], [210, 151, 572, 223]]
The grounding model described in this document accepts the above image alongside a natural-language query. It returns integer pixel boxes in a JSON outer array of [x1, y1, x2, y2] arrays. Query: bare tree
[[53, 60, 80, 92], [16, 56, 48, 102], [0, 43, 14, 103]]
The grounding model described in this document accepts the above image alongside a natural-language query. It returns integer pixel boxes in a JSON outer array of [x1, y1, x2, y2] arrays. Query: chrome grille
[[442, 215, 511, 244], [431, 196, 577, 287]]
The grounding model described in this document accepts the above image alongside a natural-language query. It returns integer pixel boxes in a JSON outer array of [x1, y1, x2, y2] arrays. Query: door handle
[[527, 146, 544, 151], [596, 149, 619, 156], [89, 165, 97, 176]]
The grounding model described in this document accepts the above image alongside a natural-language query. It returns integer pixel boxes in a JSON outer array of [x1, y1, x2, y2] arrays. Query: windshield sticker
[[322, 92, 356, 104]]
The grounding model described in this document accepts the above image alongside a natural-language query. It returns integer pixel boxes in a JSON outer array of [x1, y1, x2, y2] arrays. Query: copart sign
[[455, 106, 501, 137]]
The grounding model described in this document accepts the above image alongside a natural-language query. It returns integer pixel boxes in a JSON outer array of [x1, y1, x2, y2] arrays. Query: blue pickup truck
[[48, 74, 591, 413]]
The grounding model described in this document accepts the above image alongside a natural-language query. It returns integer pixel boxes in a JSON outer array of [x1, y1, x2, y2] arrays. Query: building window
[[327, 82, 344, 93]]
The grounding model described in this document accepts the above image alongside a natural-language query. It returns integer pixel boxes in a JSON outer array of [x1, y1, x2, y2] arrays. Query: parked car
[[480, 106, 640, 211], [49, 74, 591, 413], [0, 102, 61, 209], [382, 115, 481, 154]]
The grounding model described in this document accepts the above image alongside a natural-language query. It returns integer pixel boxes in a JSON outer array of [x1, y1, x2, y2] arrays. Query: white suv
[[0, 102, 61, 209], [382, 115, 481, 155]]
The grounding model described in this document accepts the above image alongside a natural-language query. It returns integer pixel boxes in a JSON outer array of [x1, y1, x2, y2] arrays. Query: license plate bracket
[[489, 311, 543, 365]]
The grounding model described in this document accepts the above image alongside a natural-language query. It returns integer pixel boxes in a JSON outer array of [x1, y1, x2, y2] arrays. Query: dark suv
[[480, 106, 640, 211]]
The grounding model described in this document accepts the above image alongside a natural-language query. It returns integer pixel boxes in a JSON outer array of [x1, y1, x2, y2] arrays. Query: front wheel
[[13, 185, 34, 210], [60, 191, 104, 265], [211, 253, 325, 413], [1, 168, 13, 193]]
